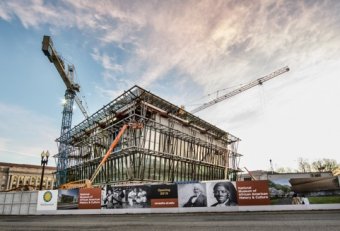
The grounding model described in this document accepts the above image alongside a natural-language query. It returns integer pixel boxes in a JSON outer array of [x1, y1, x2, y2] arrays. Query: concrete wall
[[0, 191, 37, 215]]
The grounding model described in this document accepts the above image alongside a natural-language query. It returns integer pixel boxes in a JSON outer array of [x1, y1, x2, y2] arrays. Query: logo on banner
[[43, 191, 53, 202], [37, 190, 58, 211]]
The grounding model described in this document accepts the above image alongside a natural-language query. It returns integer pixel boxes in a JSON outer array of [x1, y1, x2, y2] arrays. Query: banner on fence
[[79, 188, 101, 209], [178, 183, 207, 207], [236, 180, 270, 205], [57, 189, 79, 210], [37, 190, 58, 210], [150, 184, 178, 208], [36, 178, 340, 211], [206, 181, 238, 207]]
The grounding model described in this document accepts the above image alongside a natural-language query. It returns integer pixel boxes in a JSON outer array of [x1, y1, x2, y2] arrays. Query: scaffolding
[[55, 85, 241, 186]]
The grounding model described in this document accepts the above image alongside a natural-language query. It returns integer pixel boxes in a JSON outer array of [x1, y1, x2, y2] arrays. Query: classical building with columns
[[0, 162, 56, 191]]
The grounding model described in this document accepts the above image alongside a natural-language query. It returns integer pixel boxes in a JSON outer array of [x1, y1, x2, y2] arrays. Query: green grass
[[270, 196, 340, 205], [308, 196, 340, 204]]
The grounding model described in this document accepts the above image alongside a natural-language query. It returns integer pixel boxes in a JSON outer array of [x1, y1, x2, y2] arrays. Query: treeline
[[276, 158, 339, 173]]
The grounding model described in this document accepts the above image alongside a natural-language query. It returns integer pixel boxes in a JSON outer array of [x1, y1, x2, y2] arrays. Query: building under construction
[[56, 85, 241, 186]]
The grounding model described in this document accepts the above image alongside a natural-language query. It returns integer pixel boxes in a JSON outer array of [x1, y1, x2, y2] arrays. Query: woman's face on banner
[[214, 185, 229, 203]]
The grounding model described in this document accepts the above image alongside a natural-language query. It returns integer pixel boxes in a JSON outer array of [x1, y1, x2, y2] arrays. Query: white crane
[[190, 66, 290, 114]]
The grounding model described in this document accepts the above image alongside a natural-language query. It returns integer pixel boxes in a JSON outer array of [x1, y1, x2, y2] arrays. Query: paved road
[[1, 210, 340, 231]]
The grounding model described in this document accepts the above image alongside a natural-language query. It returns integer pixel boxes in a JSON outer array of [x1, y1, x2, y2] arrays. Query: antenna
[[269, 159, 274, 174]]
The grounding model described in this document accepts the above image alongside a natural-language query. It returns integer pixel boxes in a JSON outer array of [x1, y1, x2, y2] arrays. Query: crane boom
[[42, 35, 88, 118], [42, 36, 79, 92], [190, 66, 290, 114]]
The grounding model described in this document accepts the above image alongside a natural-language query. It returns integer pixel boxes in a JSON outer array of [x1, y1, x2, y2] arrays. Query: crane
[[190, 66, 290, 114], [42, 35, 89, 186]]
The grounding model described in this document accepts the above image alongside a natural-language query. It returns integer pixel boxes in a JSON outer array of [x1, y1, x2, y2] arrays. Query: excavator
[[59, 122, 143, 189]]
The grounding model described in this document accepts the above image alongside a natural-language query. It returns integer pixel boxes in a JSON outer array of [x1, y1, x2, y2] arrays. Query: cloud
[[91, 48, 123, 77], [2, 0, 340, 170], [94, 85, 123, 100], [0, 1, 12, 20], [0, 138, 10, 151], [2, 0, 340, 106], [2, 0, 340, 94], [1, 0, 59, 28]]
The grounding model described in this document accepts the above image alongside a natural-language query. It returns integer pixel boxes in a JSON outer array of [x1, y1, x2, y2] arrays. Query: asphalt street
[[0, 210, 340, 231]]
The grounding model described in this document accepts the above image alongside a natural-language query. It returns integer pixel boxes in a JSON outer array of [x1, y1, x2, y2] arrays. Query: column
[[6, 174, 12, 190], [16, 176, 19, 187], [51, 179, 55, 189], [33, 176, 38, 189]]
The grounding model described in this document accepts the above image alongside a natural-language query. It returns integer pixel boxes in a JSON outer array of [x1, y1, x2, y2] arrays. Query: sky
[[0, 0, 340, 171]]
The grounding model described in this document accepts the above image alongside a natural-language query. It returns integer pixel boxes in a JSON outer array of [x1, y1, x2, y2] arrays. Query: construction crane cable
[[185, 83, 244, 107], [73, 68, 90, 113]]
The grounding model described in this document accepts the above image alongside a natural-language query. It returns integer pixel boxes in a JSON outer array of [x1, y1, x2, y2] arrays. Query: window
[[310, 173, 321, 177]]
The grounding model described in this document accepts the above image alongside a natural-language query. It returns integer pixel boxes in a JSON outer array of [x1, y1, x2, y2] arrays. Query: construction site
[[42, 35, 289, 188], [58, 85, 241, 186]]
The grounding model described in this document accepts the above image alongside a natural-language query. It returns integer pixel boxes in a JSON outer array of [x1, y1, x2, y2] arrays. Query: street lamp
[[39, 151, 50, 190]]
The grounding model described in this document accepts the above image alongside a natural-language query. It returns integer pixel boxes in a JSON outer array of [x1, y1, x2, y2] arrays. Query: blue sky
[[1, 0, 340, 171]]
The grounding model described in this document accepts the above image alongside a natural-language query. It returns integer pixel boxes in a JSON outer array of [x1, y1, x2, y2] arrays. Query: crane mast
[[190, 66, 290, 114], [42, 35, 88, 186]]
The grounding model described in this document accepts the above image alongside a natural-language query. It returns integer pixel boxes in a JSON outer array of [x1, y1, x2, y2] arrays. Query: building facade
[[0, 162, 56, 191], [56, 86, 242, 186]]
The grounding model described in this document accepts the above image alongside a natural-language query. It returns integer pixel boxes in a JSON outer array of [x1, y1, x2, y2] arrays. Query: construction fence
[[0, 191, 38, 215], [1, 178, 340, 215]]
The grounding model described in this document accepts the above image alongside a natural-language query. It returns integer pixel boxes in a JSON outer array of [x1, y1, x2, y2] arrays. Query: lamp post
[[39, 151, 50, 190]]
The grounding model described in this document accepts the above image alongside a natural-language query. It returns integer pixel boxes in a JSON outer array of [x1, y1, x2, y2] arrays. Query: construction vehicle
[[42, 35, 89, 186], [59, 122, 143, 189], [190, 66, 290, 114]]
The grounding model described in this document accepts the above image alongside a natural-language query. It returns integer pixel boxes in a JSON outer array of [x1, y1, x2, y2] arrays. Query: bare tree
[[297, 157, 311, 172], [312, 158, 338, 172], [276, 167, 294, 173], [311, 160, 324, 172]]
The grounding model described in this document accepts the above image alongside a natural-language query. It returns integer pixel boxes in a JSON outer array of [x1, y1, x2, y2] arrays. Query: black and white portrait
[[178, 183, 207, 207], [124, 185, 150, 208], [206, 181, 238, 207], [101, 185, 125, 209]]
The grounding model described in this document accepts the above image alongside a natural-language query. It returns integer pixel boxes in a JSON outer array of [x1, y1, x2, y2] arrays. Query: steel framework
[[55, 86, 241, 186]]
